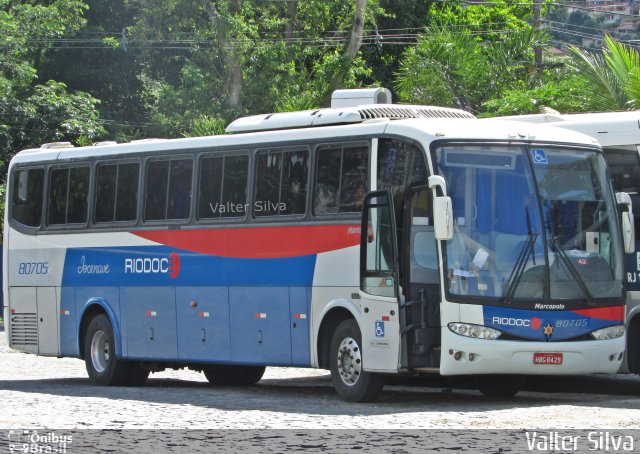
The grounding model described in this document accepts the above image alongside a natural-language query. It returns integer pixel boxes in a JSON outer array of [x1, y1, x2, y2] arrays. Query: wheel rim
[[336, 336, 362, 387], [90, 330, 110, 373]]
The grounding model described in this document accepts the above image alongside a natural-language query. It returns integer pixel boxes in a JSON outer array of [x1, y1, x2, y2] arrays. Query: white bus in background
[[3, 90, 634, 402], [494, 110, 640, 375]]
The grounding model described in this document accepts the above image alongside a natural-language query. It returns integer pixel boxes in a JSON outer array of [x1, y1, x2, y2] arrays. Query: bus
[[3, 89, 633, 402], [493, 110, 640, 376]]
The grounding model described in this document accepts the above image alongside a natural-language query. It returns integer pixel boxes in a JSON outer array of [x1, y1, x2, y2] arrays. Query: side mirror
[[622, 211, 635, 253], [616, 192, 635, 253], [433, 196, 453, 240]]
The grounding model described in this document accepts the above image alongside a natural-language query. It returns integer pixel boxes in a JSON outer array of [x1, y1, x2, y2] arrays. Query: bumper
[[440, 328, 625, 375]]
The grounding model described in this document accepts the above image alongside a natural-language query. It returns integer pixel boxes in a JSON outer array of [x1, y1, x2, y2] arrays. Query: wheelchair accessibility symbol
[[532, 149, 548, 165], [375, 321, 385, 337]]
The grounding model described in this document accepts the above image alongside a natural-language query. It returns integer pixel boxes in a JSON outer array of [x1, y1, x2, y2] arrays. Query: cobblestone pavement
[[1, 325, 640, 452]]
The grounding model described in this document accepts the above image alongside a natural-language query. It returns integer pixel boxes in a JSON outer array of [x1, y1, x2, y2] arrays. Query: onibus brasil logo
[[124, 252, 181, 278]]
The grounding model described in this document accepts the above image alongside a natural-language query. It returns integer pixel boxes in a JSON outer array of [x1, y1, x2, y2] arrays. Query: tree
[[37, 0, 150, 142], [481, 57, 606, 116], [0, 1, 105, 160], [395, 25, 546, 112], [125, 0, 381, 137], [568, 34, 640, 110]]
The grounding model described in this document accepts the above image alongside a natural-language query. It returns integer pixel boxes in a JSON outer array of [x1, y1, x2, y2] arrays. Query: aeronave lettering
[[492, 316, 530, 327], [77, 255, 110, 274]]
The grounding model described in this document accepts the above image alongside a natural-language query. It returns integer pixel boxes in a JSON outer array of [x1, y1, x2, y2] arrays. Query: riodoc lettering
[[492, 317, 531, 327], [124, 252, 181, 279], [125, 257, 169, 274]]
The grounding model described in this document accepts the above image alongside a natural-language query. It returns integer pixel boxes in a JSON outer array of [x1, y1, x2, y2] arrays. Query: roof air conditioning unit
[[331, 88, 392, 108]]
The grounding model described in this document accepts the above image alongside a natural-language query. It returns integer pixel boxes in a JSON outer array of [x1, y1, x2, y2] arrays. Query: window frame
[[253, 145, 311, 220], [45, 163, 92, 228], [93, 159, 141, 227], [9, 165, 46, 230], [313, 141, 370, 217], [142, 154, 195, 224], [196, 150, 251, 223]]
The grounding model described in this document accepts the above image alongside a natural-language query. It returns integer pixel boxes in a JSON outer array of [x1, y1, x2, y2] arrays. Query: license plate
[[533, 352, 563, 365]]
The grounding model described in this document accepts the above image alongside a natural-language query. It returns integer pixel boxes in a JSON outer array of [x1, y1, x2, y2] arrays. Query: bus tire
[[125, 363, 150, 387], [329, 319, 384, 402], [476, 375, 523, 398], [202, 365, 266, 386], [84, 314, 131, 386]]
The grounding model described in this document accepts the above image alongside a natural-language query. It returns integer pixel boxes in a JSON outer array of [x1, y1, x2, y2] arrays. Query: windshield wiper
[[504, 208, 538, 304], [503, 232, 537, 304], [548, 237, 596, 306]]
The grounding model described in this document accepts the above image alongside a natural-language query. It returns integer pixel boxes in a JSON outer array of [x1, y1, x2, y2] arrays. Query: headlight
[[590, 325, 625, 340], [448, 322, 501, 340]]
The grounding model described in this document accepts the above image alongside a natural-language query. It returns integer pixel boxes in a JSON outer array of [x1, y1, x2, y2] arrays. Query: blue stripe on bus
[[483, 306, 619, 340], [60, 247, 314, 366], [62, 246, 317, 287]]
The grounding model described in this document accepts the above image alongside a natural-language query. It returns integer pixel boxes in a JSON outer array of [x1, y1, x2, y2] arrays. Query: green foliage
[[125, 0, 380, 135], [186, 116, 227, 137], [482, 68, 605, 116], [567, 35, 640, 111], [0, 0, 103, 163], [395, 25, 546, 112]]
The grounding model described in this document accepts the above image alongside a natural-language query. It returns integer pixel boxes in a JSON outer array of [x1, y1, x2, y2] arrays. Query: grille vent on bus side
[[358, 106, 475, 120], [10, 313, 38, 348]]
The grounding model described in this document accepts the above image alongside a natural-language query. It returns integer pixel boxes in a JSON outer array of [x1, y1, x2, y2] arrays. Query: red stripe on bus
[[133, 225, 361, 258], [571, 306, 624, 321]]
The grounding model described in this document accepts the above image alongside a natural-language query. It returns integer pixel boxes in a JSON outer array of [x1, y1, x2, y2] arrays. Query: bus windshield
[[434, 144, 624, 305]]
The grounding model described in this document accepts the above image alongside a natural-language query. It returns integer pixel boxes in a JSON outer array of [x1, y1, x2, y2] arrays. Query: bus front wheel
[[476, 375, 523, 398], [329, 319, 384, 402], [84, 314, 132, 386]]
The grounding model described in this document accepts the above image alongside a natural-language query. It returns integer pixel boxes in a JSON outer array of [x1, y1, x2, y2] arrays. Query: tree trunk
[[201, 0, 243, 112], [285, 1, 298, 43], [323, 0, 367, 106]]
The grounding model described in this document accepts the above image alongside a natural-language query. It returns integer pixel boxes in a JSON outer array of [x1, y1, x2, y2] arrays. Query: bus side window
[[11, 168, 44, 227], [314, 143, 369, 215], [254, 148, 308, 217], [603, 148, 640, 241], [339, 146, 368, 212], [95, 162, 139, 223], [144, 158, 193, 221], [377, 138, 427, 224], [48, 166, 90, 225], [167, 159, 193, 219]]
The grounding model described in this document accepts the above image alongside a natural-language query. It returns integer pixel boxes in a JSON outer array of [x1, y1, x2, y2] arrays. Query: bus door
[[359, 191, 401, 373], [400, 186, 441, 370]]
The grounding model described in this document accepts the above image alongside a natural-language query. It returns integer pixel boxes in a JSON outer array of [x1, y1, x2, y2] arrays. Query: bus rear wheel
[[329, 319, 384, 402], [126, 363, 150, 386], [202, 365, 266, 386], [84, 314, 132, 386]]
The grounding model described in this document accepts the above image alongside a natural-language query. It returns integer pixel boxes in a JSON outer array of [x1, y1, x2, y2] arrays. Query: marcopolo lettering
[[492, 316, 531, 327]]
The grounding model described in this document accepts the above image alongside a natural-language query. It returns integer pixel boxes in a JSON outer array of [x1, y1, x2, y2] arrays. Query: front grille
[[498, 332, 592, 342]]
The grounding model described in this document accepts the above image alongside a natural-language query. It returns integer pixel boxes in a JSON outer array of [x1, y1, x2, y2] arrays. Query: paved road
[[1, 325, 639, 452]]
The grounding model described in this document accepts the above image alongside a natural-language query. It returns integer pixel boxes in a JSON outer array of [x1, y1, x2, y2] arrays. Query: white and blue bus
[[494, 110, 640, 376], [3, 89, 633, 402]]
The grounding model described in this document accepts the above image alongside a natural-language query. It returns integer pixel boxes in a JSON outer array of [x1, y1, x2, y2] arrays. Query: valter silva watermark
[[525, 431, 635, 451]]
